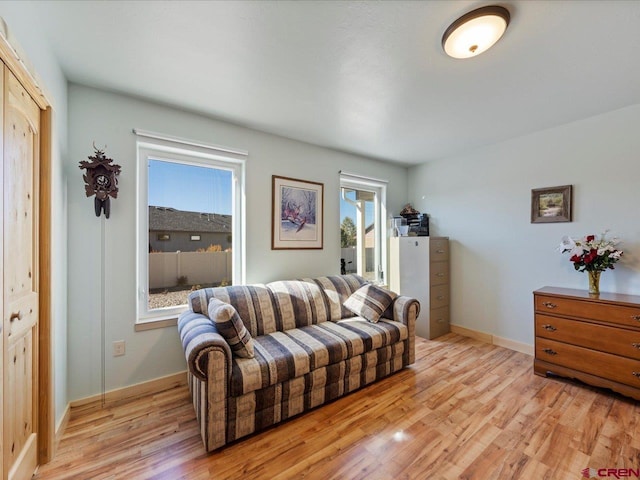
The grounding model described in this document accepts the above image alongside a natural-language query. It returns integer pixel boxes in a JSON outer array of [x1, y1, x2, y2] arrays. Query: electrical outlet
[[113, 340, 126, 357]]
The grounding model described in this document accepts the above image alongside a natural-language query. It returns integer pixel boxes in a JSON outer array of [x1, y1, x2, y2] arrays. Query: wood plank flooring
[[35, 334, 640, 479]]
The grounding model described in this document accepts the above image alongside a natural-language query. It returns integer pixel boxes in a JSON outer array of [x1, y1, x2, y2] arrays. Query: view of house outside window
[[147, 159, 234, 311]]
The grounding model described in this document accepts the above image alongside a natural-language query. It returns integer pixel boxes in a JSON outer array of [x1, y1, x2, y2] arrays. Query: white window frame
[[340, 172, 388, 285], [135, 131, 246, 325]]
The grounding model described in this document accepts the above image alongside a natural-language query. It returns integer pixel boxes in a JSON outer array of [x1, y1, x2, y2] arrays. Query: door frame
[[0, 34, 54, 464]]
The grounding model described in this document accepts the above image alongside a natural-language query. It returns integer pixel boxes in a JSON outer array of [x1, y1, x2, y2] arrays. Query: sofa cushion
[[343, 284, 397, 323], [208, 298, 255, 359], [189, 285, 278, 337], [266, 280, 330, 329], [302, 274, 367, 321], [229, 319, 407, 396]]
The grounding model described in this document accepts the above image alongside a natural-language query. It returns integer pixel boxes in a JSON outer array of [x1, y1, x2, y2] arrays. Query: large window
[[136, 132, 246, 325], [340, 173, 387, 284]]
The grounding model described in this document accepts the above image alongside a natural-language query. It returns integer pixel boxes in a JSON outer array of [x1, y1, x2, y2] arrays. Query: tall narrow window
[[340, 173, 387, 284], [136, 132, 246, 324]]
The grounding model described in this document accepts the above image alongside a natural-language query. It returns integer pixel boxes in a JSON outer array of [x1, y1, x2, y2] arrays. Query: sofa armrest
[[393, 295, 419, 365], [178, 310, 232, 381], [393, 295, 420, 327]]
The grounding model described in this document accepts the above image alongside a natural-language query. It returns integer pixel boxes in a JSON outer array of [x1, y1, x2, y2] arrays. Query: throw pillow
[[343, 284, 397, 323], [208, 298, 255, 358]]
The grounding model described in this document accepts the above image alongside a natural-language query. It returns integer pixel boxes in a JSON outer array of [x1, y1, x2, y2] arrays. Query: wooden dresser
[[389, 236, 450, 339], [534, 286, 640, 400]]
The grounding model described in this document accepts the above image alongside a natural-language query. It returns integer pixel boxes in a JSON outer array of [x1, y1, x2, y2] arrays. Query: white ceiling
[[29, 0, 640, 165]]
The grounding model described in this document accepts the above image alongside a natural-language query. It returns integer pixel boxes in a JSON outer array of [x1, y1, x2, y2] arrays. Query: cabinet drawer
[[536, 314, 640, 360], [536, 337, 640, 388], [430, 261, 449, 286], [430, 306, 450, 339], [535, 294, 640, 329], [430, 284, 449, 309], [429, 238, 449, 262]]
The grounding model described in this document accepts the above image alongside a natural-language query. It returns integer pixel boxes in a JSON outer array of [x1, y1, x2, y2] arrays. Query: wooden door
[[2, 63, 40, 480], [0, 60, 4, 480]]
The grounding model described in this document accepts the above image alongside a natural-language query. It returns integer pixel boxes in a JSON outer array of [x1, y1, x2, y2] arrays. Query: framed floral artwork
[[272, 175, 324, 249], [531, 185, 572, 223]]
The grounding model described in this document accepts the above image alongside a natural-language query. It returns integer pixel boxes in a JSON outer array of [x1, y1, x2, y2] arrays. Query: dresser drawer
[[535, 294, 640, 329], [430, 261, 449, 286], [430, 284, 449, 309], [536, 337, 640, 388], [536, 314, 640, 360], [429, 238, 449, 262]]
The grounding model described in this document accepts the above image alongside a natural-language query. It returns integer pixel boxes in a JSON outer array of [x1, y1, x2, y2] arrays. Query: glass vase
[[587, 270, 601, 295]]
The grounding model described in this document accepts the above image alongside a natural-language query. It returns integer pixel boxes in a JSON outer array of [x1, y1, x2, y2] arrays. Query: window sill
[[135, 317, 178, 332], [136, 303, 188, 331]]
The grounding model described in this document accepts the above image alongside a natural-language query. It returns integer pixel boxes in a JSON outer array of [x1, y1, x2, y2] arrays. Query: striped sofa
[[178, 274, 419, 452]]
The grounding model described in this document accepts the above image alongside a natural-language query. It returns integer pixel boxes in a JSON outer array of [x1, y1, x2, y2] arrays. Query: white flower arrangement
[[559, 230, 623, 272]]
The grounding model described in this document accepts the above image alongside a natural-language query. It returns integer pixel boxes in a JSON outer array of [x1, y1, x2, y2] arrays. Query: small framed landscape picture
[[272, 175, 324, 249], [531, 185, 572, 223]]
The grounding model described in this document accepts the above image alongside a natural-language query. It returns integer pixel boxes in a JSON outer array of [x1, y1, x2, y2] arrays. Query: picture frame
[[272, 175, 324, 249], [531, 185, 572, 223]]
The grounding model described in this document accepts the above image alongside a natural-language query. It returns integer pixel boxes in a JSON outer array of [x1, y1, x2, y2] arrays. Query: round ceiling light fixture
[[442, 5, 510, 59]]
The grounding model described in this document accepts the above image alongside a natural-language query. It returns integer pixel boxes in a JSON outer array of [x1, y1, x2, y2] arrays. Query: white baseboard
[[450, 324, 534, 356]]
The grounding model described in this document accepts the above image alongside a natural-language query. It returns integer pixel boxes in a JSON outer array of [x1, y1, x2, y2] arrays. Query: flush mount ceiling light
[[442, 5, 510, 59]]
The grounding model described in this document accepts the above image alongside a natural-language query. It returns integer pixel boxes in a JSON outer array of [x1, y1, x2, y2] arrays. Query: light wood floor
[[35, 334, 640, 479]]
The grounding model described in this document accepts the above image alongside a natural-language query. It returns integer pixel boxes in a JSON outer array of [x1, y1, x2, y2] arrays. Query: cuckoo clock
[[79, 143, 122, 218]]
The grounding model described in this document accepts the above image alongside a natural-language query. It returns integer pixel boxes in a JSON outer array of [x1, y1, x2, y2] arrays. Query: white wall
[[68, 84, 408, 401], [408, 104, 640, 347], [0, 6, 69, 426]]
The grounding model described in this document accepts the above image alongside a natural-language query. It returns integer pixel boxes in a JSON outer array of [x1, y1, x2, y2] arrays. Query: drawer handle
[[542, 302, 557, 309], [436, 249, 445, 254], [436, 318, 446, 324], [435, 273, 445, 277], [542, 324, 557, 332], [633, 343, 640, 350], [632, 315, 640, 321], [437, 296, 445, 300], [633, 372, 640, 379], [542, 348, 557, 356], [10, 311, 22, 322]]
